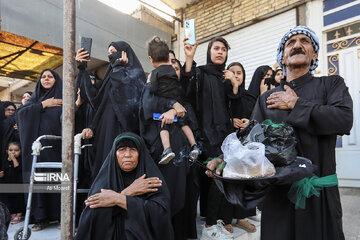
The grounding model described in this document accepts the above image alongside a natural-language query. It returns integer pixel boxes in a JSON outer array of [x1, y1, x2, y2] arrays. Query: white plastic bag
[[221, 133, 276, 179]]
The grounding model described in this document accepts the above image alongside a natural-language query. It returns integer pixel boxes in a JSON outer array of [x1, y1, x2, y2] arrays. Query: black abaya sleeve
[[182, 62, 198, 106], [286, 76, 353, 135]]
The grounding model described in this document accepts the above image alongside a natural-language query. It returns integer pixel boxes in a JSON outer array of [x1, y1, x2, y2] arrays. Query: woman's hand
[[117, 51, 128, 64], [223, 70, 239, 94], [233, 118, 242, 129], [172, 102, 186, 118], [75, 48, 90, 63], [0, 171, 4, 178], [239, 118, 249, 129], [260, 79, 268, 95], [184, 38, 198, 73], [13, 124, 18, 131], [75, 88, 83, 107], [121, 174, 162, 196], [233, 118, 249, 129], [183, 38, 198, 59], [42, 97, 62, 109], [159, 109, 177, 128], [85, 189, 121, 208], [82, 128, 94, 139]]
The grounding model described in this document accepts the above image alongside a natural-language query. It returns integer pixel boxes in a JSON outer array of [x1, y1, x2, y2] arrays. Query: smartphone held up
[[185, 19, 196, 45]]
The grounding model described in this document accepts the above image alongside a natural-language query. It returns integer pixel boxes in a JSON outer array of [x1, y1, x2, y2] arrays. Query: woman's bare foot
[[224, 224, 234, 233]]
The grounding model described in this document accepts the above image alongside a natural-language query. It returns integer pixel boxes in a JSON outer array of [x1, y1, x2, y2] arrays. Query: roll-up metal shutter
[[193, 9, 297, 88]]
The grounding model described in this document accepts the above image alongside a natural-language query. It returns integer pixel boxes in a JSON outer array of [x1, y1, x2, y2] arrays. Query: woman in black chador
[[17, 69, 62, 231], [226, 62, 256, 129], [247, 65, 273, 98], [75, 41, 145, 180], [182, 37, 241, 239], [75, 132, 174, 240]]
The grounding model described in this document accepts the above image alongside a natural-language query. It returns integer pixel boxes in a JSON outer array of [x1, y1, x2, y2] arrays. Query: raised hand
[[75, 48, 90, 62]]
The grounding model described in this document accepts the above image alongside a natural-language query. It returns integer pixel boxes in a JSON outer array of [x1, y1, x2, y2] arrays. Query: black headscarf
[[1, 101, 17, 167], [248, 65, 272, 99], [26, 69, 62, 105], [197, 38, 233, 146], [2, 102, 16, 114], [91, 41, 145, 133], [227, 62, 246, 90], [272, 68, 283, 87], [76, 132, 173, 240]]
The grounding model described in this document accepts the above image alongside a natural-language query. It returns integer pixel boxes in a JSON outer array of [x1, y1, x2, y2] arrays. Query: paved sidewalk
[[7, 187, 359, 240]]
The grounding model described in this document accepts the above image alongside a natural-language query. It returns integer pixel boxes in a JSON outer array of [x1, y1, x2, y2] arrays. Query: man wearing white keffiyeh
[[276, 25, 319, 76]]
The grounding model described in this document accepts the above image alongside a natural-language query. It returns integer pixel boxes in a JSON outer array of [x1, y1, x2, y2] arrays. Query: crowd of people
[[0, 25, 352, 240]]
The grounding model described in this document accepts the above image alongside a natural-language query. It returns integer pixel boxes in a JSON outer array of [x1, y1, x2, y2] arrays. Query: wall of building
[[180, 0, 304, 41], [131, 5, 174, 36], [0, 0, 171, 73]]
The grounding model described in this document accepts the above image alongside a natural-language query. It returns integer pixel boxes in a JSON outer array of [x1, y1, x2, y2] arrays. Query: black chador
[[183, 45, 236, 226], [75, 133, 174, 240], [78, 41, 145, 179], [17, 69, 62, 223]]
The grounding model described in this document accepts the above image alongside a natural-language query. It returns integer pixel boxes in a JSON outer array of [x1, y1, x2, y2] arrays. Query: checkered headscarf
[[276, 26, 319, 76]]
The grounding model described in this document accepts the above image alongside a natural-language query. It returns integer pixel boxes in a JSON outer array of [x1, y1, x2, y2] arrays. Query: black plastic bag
[[261, 120, 297, 166], [236, 119, 297, 166]]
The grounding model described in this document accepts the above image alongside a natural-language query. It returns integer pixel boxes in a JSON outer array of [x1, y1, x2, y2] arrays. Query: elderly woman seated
[[75, 132, 174, 240]]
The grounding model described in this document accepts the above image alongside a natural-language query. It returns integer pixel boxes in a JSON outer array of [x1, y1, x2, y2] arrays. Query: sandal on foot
[[224, 224, 234, 233], [235, 219, 256, 233], [32, 221, 49, 231]]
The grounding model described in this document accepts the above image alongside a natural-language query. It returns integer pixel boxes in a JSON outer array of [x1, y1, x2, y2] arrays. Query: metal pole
[[62, 0, 75, 239]]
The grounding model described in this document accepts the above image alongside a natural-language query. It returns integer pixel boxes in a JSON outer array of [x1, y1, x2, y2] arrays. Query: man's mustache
[[290, 48, 305, 56]]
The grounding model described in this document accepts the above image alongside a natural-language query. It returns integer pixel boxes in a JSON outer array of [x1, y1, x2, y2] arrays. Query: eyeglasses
[[5, 108, 15, 112]]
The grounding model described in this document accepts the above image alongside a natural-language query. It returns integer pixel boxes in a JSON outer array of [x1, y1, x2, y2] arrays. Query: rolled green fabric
[[288, 174, 338, 209], [261, 119, 285, 127]]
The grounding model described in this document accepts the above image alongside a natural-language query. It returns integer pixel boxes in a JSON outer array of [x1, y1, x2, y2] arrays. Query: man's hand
[[266, 85, 299, 110], [206, 157, 225, 178], [121, 174, 162, 196]]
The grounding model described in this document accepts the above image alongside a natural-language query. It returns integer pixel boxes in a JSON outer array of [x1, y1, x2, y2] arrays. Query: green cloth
[[288, 174, 338, 210], [261, 119, 285, 127]]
